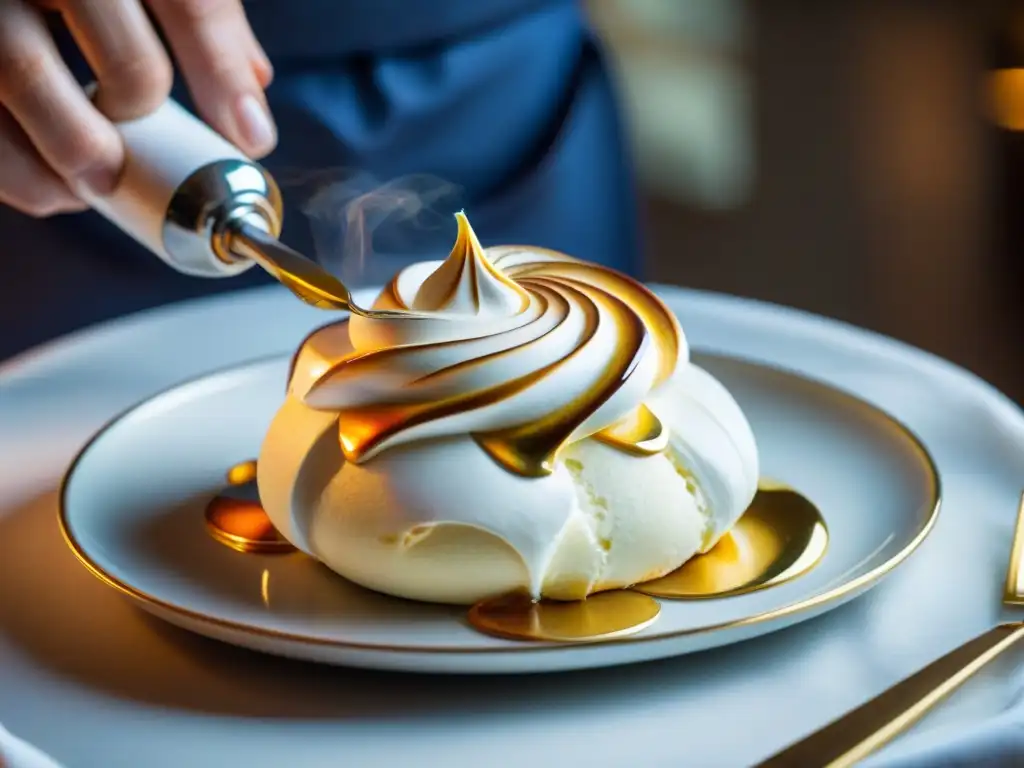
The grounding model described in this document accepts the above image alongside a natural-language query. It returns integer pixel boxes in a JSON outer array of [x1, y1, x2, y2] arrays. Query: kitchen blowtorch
[[78, 98, 407, 318]]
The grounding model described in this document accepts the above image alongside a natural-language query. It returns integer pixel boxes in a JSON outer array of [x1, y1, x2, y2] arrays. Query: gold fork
[[757, 492, 1024, 767]]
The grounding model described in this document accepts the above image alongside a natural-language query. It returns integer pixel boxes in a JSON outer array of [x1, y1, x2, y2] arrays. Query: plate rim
[[58, 350, 942, 655]]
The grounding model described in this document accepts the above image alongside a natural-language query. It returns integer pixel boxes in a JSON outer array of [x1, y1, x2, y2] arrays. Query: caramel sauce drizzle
[[330, 280, 650, 476], [298, 214, 682, 478], [472, 280, 649, 475], [501, 259, 682, 388], [592, 403, 668, 457], [304, 288, 560, 393], [330, 282, 602, 471], [408, 290, 560, 386]]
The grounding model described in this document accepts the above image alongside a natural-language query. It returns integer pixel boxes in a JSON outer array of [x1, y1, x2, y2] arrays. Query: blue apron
[[1, 0, 639, 360]]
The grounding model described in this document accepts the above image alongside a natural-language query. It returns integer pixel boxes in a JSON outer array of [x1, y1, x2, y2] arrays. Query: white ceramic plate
[[59, 352, 939, 674]]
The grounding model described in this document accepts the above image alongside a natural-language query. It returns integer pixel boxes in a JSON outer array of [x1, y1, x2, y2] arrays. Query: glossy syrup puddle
[[207, 461, 828, 641], [204, 461, 294, 554], [633, 478, 829, 599], [468, 589, 662, 642]]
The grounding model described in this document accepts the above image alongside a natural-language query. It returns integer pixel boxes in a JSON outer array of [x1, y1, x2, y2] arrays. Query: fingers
[[0, 106, 87, 216], [0, 0, 123, 194], [148, 0, 277, 157], [0, 0, 275, 219], [61, 0, 174, 121]]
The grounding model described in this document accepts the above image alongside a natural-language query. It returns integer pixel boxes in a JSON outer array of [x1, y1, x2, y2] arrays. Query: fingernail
[[234, 94, 277, 156], [78, 167, 119, 196], [253, 61, 274, 90], [254, 48, 274, 87]]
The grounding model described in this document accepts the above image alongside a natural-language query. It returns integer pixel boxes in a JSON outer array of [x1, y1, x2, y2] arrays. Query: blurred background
[[6, 0, 1023, 404], [586, 0, 1024, 400]]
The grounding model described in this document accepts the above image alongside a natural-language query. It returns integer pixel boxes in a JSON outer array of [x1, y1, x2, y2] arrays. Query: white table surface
[[3, 284, 1024, 768]]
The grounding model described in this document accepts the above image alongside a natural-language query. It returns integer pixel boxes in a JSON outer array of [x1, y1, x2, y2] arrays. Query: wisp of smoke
[[278, 169, 465, 286]]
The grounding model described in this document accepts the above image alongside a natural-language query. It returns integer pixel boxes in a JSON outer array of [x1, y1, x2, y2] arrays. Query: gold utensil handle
[[756, 622, 1024, 768]]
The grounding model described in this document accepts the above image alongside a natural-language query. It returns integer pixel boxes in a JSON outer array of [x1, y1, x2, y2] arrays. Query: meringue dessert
[[257, 212, 759, 605]]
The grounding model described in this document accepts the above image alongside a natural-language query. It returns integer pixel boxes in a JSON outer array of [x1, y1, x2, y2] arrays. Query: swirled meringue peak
[[304, 212, 683, 477], [411, 212, 529, 315], [257, 213, 760, 605]]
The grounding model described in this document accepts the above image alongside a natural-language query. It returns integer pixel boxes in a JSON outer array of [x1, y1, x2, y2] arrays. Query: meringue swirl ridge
[[301, 212, 684, 478]]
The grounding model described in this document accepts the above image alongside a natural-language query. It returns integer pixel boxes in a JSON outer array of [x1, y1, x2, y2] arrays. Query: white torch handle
[[78, 98, 282, 278]]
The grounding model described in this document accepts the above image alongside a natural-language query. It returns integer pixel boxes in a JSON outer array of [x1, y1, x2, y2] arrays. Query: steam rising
[[281, 169, 465, 286]]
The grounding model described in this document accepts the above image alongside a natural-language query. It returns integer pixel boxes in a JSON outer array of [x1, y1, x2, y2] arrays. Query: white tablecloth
[[2, 284, 1023, 767]]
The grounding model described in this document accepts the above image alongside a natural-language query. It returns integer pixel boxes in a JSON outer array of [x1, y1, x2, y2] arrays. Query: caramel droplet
[[633, 482, 828, 599], [467, 590, 661, 642], [225, 459, 258, 486], [204, 482, 295, 555], [593, 404, 668, 457]]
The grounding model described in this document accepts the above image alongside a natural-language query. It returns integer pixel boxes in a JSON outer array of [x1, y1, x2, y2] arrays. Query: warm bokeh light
[[987, 67, 1024, 130]]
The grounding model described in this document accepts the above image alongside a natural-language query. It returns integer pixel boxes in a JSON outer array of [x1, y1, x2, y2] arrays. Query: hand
[[0, 0, 276, 217]]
